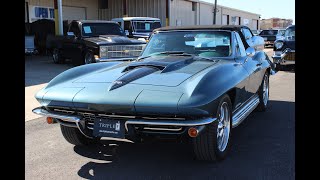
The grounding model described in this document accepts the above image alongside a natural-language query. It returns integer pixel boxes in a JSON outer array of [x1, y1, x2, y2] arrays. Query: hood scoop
[[109, 66, 159, 91], [123, 56, 195, 73]]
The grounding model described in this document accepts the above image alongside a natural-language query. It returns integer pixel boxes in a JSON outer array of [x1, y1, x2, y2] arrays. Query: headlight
[[274, 41, 284, 49], [100, 46, 107, 57]]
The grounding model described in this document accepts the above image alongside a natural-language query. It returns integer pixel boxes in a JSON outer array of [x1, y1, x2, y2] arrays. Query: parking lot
[[25, 48, 295, 179]]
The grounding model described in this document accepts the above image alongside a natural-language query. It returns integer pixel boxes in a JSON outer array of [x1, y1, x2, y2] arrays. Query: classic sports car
[[33, 25, 274, 161], [272, 25, 295, 70]]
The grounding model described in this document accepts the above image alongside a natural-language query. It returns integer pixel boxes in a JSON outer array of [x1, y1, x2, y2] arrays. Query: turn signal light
[[46, 117, 54, 124], [188, 127, 199, 137]]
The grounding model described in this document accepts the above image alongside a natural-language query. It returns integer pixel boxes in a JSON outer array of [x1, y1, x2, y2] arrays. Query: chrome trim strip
[[232, 94, 260, 128], [32, 108, 81, 123], [95, 57, 136, 62], [143, 127, 183, 132], [97, 114, 136, 119], [124, 117, 217, 131], [32, 107, 92, 139]]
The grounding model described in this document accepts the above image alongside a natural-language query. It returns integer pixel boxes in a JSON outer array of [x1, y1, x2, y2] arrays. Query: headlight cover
[[100, 46, 107, 57], [274, 41, 284, 50]]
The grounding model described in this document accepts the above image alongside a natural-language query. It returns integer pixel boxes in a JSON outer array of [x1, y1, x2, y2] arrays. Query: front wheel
[[84, 51, 95, 64], [257, 72, 269, 111], [60, 125, 95, 146], [192, 94, 232, 161]]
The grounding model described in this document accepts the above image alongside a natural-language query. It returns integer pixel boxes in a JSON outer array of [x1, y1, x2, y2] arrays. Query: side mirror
[[246, 47, 255, 57]]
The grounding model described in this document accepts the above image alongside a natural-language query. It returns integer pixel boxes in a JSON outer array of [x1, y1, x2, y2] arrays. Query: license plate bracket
[[93, 118, 125, 138]]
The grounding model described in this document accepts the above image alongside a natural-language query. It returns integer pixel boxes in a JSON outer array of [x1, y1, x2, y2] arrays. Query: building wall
[[98, 0, 167, 26], [98, 0, 123, 21], [219, 5, 260, 29], [169, 0, 260, 30], [169, 0, 196, 26], [25, 0, 260, 30], [199, 3, 213, 25], [25, 0, 98, 21]]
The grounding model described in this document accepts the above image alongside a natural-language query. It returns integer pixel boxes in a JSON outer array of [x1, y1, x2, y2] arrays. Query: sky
[[202, 0, 295, 24]]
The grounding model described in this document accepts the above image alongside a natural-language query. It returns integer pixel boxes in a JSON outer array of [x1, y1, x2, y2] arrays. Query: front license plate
[[93, 118, 125, 138]]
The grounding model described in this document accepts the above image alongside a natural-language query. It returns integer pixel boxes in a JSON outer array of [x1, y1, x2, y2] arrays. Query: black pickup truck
[[47, 20, 146, 65]]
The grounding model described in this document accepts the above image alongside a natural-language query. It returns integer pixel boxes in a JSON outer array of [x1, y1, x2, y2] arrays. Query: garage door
[[222, 14, 228, 25], [62, 6, 86, 20]]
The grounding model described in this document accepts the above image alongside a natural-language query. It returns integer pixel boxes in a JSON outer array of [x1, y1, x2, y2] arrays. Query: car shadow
[[74, 100, 295, 179]]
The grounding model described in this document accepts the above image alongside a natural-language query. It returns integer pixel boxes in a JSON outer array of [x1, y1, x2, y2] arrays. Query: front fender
[[178, 61, 249, 116], [45, 62, 121, 89]]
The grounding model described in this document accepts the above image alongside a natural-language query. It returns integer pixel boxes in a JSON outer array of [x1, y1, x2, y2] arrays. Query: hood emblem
[[123, 50, 129, 53]]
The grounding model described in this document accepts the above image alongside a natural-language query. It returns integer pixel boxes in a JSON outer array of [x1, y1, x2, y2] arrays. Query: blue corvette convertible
[[33, 25, 274, 161]]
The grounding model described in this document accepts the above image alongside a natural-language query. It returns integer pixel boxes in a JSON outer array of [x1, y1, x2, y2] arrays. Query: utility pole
[[213, 0, 217, 24]]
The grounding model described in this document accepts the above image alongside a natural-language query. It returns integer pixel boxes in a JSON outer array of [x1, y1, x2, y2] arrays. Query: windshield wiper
[[137, 51, 193, 61]]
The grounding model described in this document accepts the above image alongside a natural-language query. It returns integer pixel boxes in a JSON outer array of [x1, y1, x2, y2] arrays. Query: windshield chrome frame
[[140, 29, 236, 60]]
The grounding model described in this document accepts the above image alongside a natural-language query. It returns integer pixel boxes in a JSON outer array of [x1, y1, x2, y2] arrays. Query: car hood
[[84, 35, 145, 45], [73, 55, 216, 88], [37, 55, 219, 115]]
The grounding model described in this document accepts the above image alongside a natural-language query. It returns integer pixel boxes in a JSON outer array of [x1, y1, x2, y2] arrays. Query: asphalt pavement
[[25, 48, 295, 180]]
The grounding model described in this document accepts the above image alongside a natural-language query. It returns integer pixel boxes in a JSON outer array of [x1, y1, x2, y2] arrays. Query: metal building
[[25, 0, 261, 30]]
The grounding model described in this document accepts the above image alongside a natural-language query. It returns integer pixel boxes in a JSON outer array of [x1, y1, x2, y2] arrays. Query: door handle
[[256, 62, 262, 66]]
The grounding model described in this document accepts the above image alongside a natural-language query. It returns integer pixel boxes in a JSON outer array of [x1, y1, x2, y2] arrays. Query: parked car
[[33, 25, 274, 162], [259, 29, 284, 47], [47, 20, 146, 65], [272, 25, 295, 70], [112, 17, 161, 40]]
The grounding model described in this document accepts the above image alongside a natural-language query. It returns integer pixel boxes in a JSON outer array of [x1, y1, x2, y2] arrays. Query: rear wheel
[[52, 48, 65, 64], [257, 72, 269, 111], [192, 94, 232, 161], [60, 125, 94, 146]]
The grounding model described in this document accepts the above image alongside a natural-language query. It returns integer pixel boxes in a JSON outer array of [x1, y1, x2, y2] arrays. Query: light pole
[[213, 0, 217, 24]]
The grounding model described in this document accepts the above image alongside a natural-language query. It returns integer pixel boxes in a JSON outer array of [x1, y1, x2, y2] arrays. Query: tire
[[192, 94, 232, 161], [84, 51, 95, 64], [257, 72, 269, 112], [60, 125, 94, 146], [52, 48, 65, 64]]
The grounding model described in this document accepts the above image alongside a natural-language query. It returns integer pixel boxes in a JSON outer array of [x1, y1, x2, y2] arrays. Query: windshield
[[81, 23, 125, 37], [284, 26, 295, 40], [141, 31, 232, 58], [132, 21, 161, 32], [259, 30, 278, 36]]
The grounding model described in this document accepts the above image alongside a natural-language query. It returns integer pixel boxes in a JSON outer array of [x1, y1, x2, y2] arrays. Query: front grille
[[106, 45, 145, 58], [284, 52, 295, 61]]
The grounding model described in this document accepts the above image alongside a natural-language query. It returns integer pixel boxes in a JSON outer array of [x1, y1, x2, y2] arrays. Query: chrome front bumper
[[272, 49, 295, 65], [32, 107, 217, 140]]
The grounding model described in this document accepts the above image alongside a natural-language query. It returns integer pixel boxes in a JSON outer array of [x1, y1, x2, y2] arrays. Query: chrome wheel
[[217, 102, 231, 152], [52, 49, 59, 63], [262, 75, 269, 106], [84, 52, 94, 64]]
